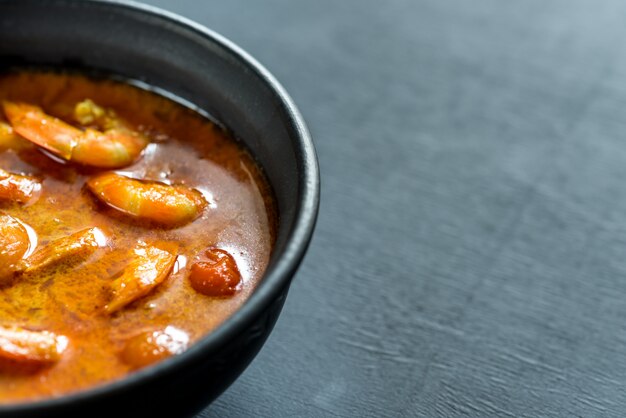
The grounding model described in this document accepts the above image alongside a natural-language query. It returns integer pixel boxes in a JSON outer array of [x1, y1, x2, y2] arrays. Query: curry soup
[[0, 70, 276, 402]]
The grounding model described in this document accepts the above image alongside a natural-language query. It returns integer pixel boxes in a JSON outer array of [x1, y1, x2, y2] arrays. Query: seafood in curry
[[0, 70, 276, 402]]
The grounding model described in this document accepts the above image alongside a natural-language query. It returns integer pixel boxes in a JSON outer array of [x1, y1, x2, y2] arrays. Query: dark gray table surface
[[144, 1, 626, 416]]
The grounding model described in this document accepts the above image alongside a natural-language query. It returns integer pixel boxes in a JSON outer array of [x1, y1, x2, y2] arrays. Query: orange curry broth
[[0, 70, 276, 402]]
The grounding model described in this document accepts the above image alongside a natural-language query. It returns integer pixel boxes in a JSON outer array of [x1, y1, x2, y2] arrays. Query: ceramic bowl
[[0, 1, 319, 416]]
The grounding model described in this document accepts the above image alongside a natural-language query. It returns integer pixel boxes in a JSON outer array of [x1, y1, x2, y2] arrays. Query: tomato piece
[[188, 248, 242, 297], [120, 326, 189, 369]]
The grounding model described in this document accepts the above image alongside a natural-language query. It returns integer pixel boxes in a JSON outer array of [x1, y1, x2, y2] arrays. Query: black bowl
[[0, 0, 319, 417]]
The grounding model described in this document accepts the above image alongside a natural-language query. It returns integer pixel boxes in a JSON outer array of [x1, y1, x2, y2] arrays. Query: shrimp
[[0, 169, 41, 204], [2, 101, 148, 168], [0, 326, 68, 370], [18, 227, 107, 274], [0, 213, 32, 282], [87, 173, 207, 227], [104, 241, 177, 314]]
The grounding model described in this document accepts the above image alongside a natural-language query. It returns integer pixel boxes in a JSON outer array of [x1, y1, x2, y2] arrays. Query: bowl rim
[[0, 0, 320, 412]]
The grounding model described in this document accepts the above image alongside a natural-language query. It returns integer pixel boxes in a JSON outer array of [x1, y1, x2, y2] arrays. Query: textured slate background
[[145, 0, 626, 416]]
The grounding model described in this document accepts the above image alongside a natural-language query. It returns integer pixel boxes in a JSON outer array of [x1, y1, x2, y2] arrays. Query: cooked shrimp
[[2, 101, 148, 168], [0, 326, 68, 369], [18, 227, 107, 274], [87, 173, 207, 226], [0, 168, 41, 204], [105, 241, 177, 314], [0, 213, 32, 282]]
